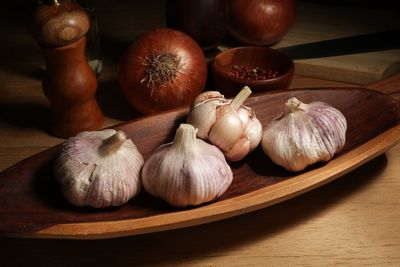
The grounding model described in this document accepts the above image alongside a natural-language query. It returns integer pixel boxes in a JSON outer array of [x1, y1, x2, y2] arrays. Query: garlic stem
[[172, 124, 197, 150], [99, 130, 127, 156], [285, 97, 302, 114], [230, 86, 252, 111]]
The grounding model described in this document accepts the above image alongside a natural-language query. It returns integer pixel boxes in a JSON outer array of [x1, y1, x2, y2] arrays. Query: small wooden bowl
[[211, 46, 294, 97]]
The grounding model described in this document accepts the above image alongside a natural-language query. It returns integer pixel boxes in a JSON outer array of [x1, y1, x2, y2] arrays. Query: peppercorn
[[229, 65, 279, 80]]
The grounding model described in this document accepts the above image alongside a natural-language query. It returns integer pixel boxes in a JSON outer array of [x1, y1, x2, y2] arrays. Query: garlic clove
[[142, 123, 233, 207], [225, 137, 250, 161], [187, 91, 227, 139], [209, 106, 243, 152], [244, 117, 262, 152], [187, 100, 217, 139], [54, 129, 144, 208], [237, 106, 250, 127], [206, 86, 252, 152]]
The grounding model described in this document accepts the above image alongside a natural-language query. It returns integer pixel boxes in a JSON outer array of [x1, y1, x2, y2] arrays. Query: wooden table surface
[[1, 1, 399, 266]]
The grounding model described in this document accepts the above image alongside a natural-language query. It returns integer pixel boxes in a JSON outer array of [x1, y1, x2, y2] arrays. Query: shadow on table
[[0, 102, 50, 133], [96, 80, 142, 121]]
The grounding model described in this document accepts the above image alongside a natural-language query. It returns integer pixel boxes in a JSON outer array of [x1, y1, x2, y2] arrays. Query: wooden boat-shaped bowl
[[0, 87, 399, 239]]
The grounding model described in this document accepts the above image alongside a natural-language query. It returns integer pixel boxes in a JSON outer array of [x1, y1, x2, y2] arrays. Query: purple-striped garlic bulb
[[261, 97, 347, 172], [54, 129, 144, 208], [142, 123, 233, 207]]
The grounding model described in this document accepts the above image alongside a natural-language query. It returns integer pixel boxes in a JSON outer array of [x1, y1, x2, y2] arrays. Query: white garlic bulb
[[54, 129, 144, 208], [261, 97, 347, 172], [142, 123, 233, 207], [187, 86, 262, 161]]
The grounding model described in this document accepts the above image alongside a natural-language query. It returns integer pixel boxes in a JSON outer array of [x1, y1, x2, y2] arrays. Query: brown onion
[[228, 0, 296, 46], [118, 28, 208, 115]]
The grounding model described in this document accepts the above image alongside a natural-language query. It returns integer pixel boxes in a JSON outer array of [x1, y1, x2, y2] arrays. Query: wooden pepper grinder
[[30, 0, 103, 138]]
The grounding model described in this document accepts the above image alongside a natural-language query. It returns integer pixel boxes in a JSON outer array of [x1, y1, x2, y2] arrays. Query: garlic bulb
[[261, 97, 347, 172], [142, 123, 233, 207], [54, 129, 144, 208], [187, 86, 262, 161]]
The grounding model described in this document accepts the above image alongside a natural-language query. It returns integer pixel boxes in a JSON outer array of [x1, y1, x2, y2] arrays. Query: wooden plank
[[270, 3, 400, 84]]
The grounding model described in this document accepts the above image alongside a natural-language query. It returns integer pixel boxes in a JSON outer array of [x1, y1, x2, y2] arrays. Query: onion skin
[[118, 28, 207, 115], [228, 0, 296, 46]]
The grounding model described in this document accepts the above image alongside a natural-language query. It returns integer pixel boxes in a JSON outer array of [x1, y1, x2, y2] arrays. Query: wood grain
[[41, 36, 104, 137], [257, 2, 400, 84], [0, 87, 398, 239]]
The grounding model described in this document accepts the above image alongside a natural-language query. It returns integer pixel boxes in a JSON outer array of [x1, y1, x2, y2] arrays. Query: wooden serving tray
[[0, 87, 399, 239]]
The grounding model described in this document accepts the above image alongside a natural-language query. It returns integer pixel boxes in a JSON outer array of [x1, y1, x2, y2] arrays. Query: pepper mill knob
[[30, 0, 90, 47]]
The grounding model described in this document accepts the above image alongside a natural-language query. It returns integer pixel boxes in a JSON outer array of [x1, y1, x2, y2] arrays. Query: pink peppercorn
[[229, 65, 279, 80]]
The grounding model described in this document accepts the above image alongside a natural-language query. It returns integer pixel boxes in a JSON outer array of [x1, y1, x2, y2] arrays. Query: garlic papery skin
[[191, 91, 225, 109], [54, 129, 144, 208], [187, 91, 225, 139], [142, 123, 233, 207], [240, 106, 263, 151], [261, 97, 347, 172], [187, 86, 262, 161]]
